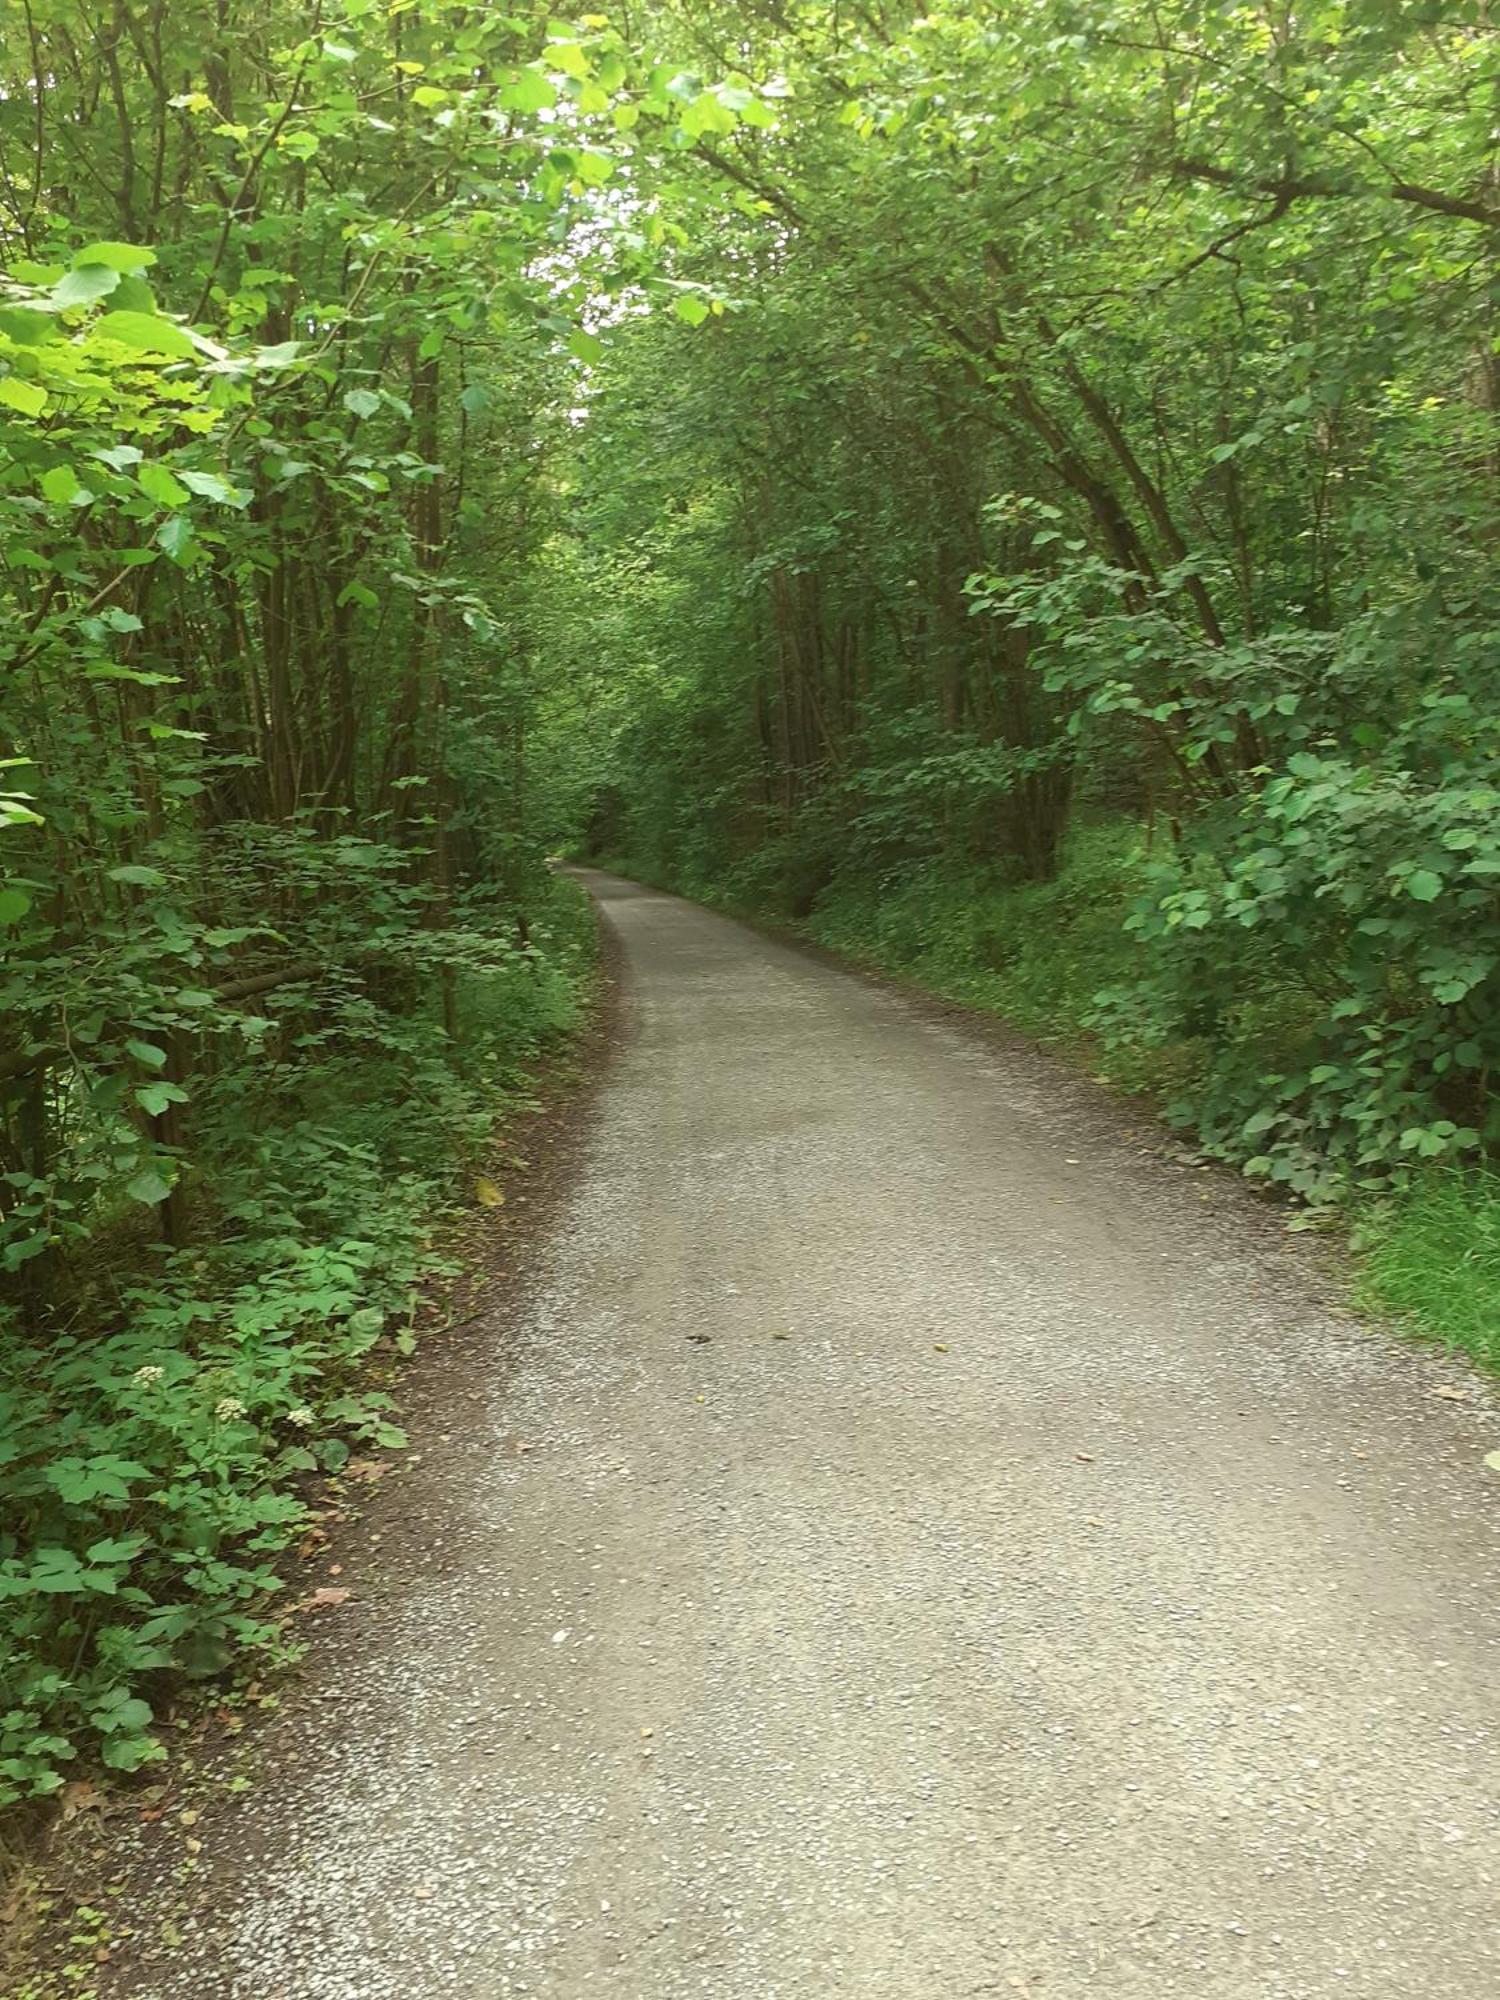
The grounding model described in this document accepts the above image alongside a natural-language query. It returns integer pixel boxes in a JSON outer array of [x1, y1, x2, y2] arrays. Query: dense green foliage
[[7, 0, 1500, 1814], [1, 880, 589, 1803], [569, 1, 1500, 1212], [0, 0, 770, 1810]]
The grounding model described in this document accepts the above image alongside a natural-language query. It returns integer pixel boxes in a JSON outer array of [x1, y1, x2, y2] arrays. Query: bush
[[0, 879, 593, 1811]]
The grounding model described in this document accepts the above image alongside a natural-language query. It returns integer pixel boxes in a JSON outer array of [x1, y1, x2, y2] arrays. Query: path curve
[[113, 872, 1499, 1999]]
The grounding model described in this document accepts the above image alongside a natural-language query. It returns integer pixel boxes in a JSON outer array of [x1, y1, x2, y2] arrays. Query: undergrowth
[[1357, 1171, 1500, 1372], [0, 877, 595, 1821]]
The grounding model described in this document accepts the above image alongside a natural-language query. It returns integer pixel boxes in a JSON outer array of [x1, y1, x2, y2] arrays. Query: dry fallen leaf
[[933, 1341, 949, 1353], [343, 1457, 389, 1483], [1075, 1452, 1095, 1463], [1432, 1385, 1470, 1403], [474, 1177, 504, 1207], [60, 1779, 105, 1821], [308, 1586, 351, 1609], [1484, 1450, 1500, 1475]]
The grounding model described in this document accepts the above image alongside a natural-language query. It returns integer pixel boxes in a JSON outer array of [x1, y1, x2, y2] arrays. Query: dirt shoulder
[[0, 919, 624, 1999]]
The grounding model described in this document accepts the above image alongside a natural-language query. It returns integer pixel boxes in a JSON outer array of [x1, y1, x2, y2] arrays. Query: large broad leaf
[[137, 462, 190, 508], [502, 68, 557, 111], [40, 464, 83, 504], [156, 514, 194, 559], [179, 469, 248, 506], [73, 241, 157, 272], [0, 377, 47, 416], [50, 263, 121, 309], [125, 1166, 173, 1207], [94, 310, 195, 359], [0, 308, 59, 345]]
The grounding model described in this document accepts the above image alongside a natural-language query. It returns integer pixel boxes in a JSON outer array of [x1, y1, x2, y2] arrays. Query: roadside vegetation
[[559, 7, 1500, 1364], [5, 0, 1500, 1824], [0, 0, 663, 1819]]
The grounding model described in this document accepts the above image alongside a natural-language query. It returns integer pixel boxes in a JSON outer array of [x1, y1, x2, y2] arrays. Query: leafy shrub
[[1095, 727, 1500, 1202], [0, 879, 592, 1811]]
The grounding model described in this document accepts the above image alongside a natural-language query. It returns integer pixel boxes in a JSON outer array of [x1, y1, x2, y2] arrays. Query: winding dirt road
[[110, 872, 1499, 1999]]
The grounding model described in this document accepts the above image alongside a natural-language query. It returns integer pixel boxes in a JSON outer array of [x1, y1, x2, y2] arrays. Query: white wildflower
[[214, 1396, 247, 1423], [287, 1405, 315, 1429], [132, 1364, 165, 1387]]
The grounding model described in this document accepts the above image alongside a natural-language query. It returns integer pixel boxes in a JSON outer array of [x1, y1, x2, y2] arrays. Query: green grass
[[796, 826, 1202, 1100], [1358, 1171, 1500, 1371]]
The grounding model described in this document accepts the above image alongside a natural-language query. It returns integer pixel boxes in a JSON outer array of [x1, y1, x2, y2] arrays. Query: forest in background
[[570, 0, 1500, 1348], [4, 0, 1500, 1817]]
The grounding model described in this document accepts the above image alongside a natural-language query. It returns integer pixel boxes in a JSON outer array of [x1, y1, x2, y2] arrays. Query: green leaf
[[94, 311, 195, 359], [85, 1537, 145, 1564], [548, 40, 590, 80], [0, 308, 59, 345], [674, 295, 711, 327], [135, 1081, 188, 1116], [125, 1167, 173, 1206], [83, 664, 172, 688], [178, 469, 246, 506], [1406, 870, 1443, 902], [568, 328, 604, 365], [156, 515, 195, 559], [92, 1694, 153, 1735], [107, 864, 166, 887], [40, 465, 81, 504], [111, 275, 158, 314], [100, 1733, 164, 1771], [0, 377, 48, 416], [343, 387, 381, 418], [137, 462, 190, 507], [50, 263, 121, 309], [74, 241, 157, 272], [125, 1037, 168, 1068], [0, 888, 32, 925], [253, 340, 302, 368], [502, 68, 557, 112]]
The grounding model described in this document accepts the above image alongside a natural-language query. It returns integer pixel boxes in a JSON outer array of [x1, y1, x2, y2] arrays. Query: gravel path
[[107, 872, 1499, 1999]]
